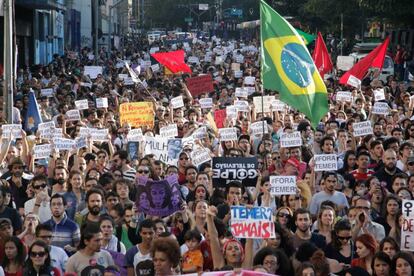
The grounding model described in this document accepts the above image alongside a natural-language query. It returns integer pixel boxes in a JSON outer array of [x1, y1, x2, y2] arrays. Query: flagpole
[[259, 0, 265, 137], [3, 0, 14, 123], [340, 13, 343, 56]]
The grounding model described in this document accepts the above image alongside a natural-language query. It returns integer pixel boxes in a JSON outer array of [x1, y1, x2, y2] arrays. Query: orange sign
[[119, 102, 154, 128]]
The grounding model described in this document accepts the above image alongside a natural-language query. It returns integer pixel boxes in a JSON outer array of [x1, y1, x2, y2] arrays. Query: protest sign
[[145, 136, 176, 165], [89, 128, 109, 141], [127, 142, 140, 161], [219, 128, 238, 141], [160, 124, 178, 138], [199, 98, 213, 109], [170, 96, 184, 109], [244, 76, 255, 85], [215, 56, 224, 65], [270, 176, 297, 195], [253, 96, 275, 113], [401, 200, 414, 251], [118, 73, 129, 80], [353, 121, 373, 137], [336, 91, 352, 102], [250, 121, 268, 136], [136, 174, 182, 217], [84, 66, 102, 79], [75, 99, 88, 110], [127, 128, 143, 142], [214, 109, 226, 129], [79, 127, 90, 138], [80, 82, 92, 88], [246, 86, 256, 95], [226, 106, 238, 120], [235, 88, 248, 98], [234, 100, 249, 112], [65, 110, 81, 121], [51, 128, 64, 138], [38, 121, 55, 139], [347, 75, 361, 88], [314, 154, 338, 171], [374, 88, 385, 101], [212, 157, 258, 187], [280, 131, 302, 148], [96, 98, 108, 108], [186, 75, 214, 97], [1, 124, 22, 138], [271, 99, 286, 112], [33, 144, 52, 159], [75, 137, 87, 149], [150, 64, 160, 72], [230, 206, 275, 239], [336, 56, 354, 71], [53, 138, 75, 151], [191, 148, 211, 166], [234, 70, 243, 78], [192, 126, 207, 140], [119, 102, 154, 128], [236, 55, 244, 63], [372, 102, 390, 115], [40, 88, 54, 97], [188, 56, 200, 64]]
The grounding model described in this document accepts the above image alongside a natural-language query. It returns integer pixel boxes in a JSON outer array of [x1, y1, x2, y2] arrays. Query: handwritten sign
[[270, 176, 296, 195], [374, 88, 385, 101], [75, 99, 88, 110], [250, 121, 268, 136], [219, 128, 238, 141], [41, 88, 54, 97], [53, 138, 75, 151], [38, 121, 55, 139], [253, 96, 275, 113], [186, 75, 214, 97], [244, 76, 255, 85], [127, 128, 143, 142], [1, 124, 22, 138], [234, 70, 243, 78], [235, 88, 248, 98], [119, 102, 154, 128], [89, 128, 109, 142], [160, 124, 178, 138], [353, 121, 373, 137], [199, 98, 213, 109], [280, 131, 302, 148], [401, 200, 414, 251], [170, 96, 184, 109], [96, 98, 108, 108], [65, 110, 81, 121], [192, 126, 207, 140], [372, 102, 390, 115], [347, 75, 361, 88], [191, 148, 211, 166], [230, 206, 275, 239], [336, 56, 354, 71], [314, 154, 338, 171], [234, 100, 249, 112], [84, 66, 102, 79], [271, 100, 286, 112], [336, 91, 352, 102], [226, 106, 238, 120], [33, 144, 52, 159]]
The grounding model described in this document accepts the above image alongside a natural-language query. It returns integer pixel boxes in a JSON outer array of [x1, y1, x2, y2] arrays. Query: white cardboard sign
[[96, 98, 108, 108], [235, 88, 248, 98], [280, 131, 302, 148], [219, 128, 238, 141], [353, 121, 373, 137], [65, 110, 81, 121], [33, 144, 52, 159], [244, 76, 255, 85], [374, 88, 385, 101], [171, 96, 184, 109], [1, 124, 22, 138], [41, 88, 54, 97], [336, 91, 352, 102], [314, 154, 338, 171], [53, 138, 75, 151], [160, 124, 178, 138], [127, 129, 143, 142], [234, 100, 249, 112], [270, 176, 296, 195], [253, 96, 275, 113], [372, 102, 390, 115], [250, 121, 268, 136], [84, 66, 102, 79], [199, 98, 213, 109], [191, 148, 211, 166], [75, 99, 89, 110]]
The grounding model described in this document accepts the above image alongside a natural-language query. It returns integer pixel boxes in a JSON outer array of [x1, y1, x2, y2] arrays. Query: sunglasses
[[337, 236, 352, 241], [180, 157, 189, 160], [33, 183, 47, 190], [98, 155, 106, 159], [230, 154, 240, 157], [138, 170, 149, 174], [30, 251, 46, 258], [277, 213, 290, 218], [273, 157, 281, 160]]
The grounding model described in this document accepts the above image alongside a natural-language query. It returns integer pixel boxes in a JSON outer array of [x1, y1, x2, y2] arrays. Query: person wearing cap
[[406, 155, 414, 176], [283, 157, 301, 178], [309, 172, 349, 217], [0, 185, 22, 235], [5, 157, 30, 212]]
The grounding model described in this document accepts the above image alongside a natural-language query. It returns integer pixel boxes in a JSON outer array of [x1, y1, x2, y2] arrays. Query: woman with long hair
[[2, 237, 26, 276], [351, 233, 378, 275], [23, 240, 61, 276], [376, 195, 401, 236], [371, 252, 391, 276], [63, 169, 85, 220], [99, 215, 126, 254], [392, 252, 414, 276], [263, 223, 295, 258], [253, 247, 293, 275], [275, 207, 294, 233], [312, 206, 335, 244], [337, 150, 357, 176], [379, 237, 400, 260], [325, 219, 355, 267]]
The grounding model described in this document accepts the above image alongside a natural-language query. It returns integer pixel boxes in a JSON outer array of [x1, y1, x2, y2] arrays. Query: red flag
[[312, 32, 333, 78], [340, 37, 390, 87], [151, 50, 192, 74]]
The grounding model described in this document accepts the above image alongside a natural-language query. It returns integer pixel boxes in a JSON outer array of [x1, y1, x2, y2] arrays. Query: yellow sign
[[119, 102, 154, 128]]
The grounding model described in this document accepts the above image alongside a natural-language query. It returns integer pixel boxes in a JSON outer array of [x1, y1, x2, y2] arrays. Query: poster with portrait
[[135, 174, 182, 217]]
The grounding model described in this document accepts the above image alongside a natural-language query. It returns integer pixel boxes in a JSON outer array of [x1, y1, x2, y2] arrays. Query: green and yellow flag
[[295, 28, 316, 45], [260, 0, 328, 128]]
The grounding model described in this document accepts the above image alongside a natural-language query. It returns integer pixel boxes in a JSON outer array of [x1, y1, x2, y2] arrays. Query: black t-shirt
[[325, 242, 355, 265], [374, 167, 406, 192], [0, 206, 22, 233]]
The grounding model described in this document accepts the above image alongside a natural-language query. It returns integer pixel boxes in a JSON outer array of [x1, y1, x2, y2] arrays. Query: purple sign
[[135, 174, 182, 217]]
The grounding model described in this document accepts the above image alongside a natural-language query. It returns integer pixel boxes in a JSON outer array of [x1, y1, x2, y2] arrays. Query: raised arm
[[206, 206, 225, 269]]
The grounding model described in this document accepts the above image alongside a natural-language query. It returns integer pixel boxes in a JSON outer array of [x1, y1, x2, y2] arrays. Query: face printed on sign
[[150, 184, 167, 208]]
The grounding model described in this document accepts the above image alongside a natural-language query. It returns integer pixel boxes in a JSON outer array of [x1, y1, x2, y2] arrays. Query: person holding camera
[[351, 197, 385, 242]]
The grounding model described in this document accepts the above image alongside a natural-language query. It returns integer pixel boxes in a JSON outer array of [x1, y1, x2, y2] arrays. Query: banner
[[119, 102, 154, 128], [212, 157, 258, 187], [401, 200, 414, 251], [145, 136, 177, 165], [270, 176, 296, 195], [136, 174, 182, 217], [186, 75, 214, 96], [230, 206, 275, 239]]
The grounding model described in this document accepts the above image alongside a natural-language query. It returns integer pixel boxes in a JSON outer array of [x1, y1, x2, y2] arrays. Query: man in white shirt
[[24, 175, 52, 223]]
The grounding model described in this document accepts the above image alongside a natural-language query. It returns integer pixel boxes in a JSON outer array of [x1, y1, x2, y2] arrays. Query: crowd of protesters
[[0, 31, 413, 276]]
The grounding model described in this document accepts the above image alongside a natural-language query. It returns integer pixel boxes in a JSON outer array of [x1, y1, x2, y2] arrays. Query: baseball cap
[[0, 218, 12, 228], [285, 157, 300, 169]]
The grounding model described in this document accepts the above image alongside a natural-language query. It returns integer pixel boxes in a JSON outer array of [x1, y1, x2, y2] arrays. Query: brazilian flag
[[295, 29, 316, 45], [260, 0, 328, 129]]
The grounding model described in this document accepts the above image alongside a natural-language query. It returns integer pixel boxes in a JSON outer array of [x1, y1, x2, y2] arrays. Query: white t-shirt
[[24, 198, 52, 223], [50, 245, 68, 272]]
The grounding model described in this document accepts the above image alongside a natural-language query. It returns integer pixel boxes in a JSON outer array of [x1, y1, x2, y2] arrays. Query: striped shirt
[[123, 167, 137, 182], [45, 215, 80, 249]]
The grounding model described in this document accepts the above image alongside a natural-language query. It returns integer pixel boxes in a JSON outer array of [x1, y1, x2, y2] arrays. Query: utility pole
[[94, 0, 99, 57], [340, 13, 343, 56], [3, 0, 14, 123]]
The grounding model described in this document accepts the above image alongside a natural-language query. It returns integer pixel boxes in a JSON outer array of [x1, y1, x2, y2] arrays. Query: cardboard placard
[[65, 110, 81, 121], [374, 88, 385, 101], [253, 96, 275, 113], [219, 128, 238, 141], [270, 176, 297, 195], [1, 124, 22, 138], [372, 102, 390, 115], [199, 98, 213, 109], [52, 138, 75, 151], [96, 98, 108, 108], [244, 76, 255, 85], [250, 121, 268, 136], [234, 71, 243, 78], [119, 102, 154, 128], [186, 75, 214, 97], [271, 100, 286, 112], [188, 56, 200, 64], [226, 106, 238, 119], [353, 121, 373, 137], [127, 128, 144, 142], [230, 206, 275, 239], [38, 121, 55, 139], [401, 200, 414, 251], [89, 128, 109, 141], [212, 157, 258, 187], [314, 154, 338, 171], [191, 148, 211, 166], [33, 144, 52, 159], [336, 56, 355, 71], [280, 131, 302, 148], [75, 99, 89, 110], [336, 91, 352, 102], [41, 88, 54, 97], [231, 63, 240, 71], [170, 96, 184, 109], [235, 88, 248, 98], [347, 75, 361, 88], [192, 126, 207, 140], [160, 124, 178, 138], [84, 66, 102, 79], [234, 100, 249, 112]]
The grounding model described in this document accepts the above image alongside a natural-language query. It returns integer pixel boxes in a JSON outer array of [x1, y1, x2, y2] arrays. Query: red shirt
[[350, 169, 375, 182]]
